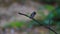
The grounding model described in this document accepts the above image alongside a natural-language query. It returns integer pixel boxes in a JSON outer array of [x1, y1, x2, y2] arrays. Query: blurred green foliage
[[4, 21, 26, 28], [36, 4, 55, 25]]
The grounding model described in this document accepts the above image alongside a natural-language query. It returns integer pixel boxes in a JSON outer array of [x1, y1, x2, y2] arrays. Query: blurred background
[[0, 0, 60, 34]]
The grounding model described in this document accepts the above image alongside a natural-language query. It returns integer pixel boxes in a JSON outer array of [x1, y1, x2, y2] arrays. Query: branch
[[18, 12, 57, 34]]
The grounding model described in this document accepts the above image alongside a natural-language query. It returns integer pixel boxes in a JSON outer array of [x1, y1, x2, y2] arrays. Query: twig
[[18, 12, 57, 34]]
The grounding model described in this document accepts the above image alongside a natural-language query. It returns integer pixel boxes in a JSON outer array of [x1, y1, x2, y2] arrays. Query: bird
[[30, 11, 36, 18]]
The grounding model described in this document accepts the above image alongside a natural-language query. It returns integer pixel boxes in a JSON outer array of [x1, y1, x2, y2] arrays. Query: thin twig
[[18, 13, 57, 34]]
